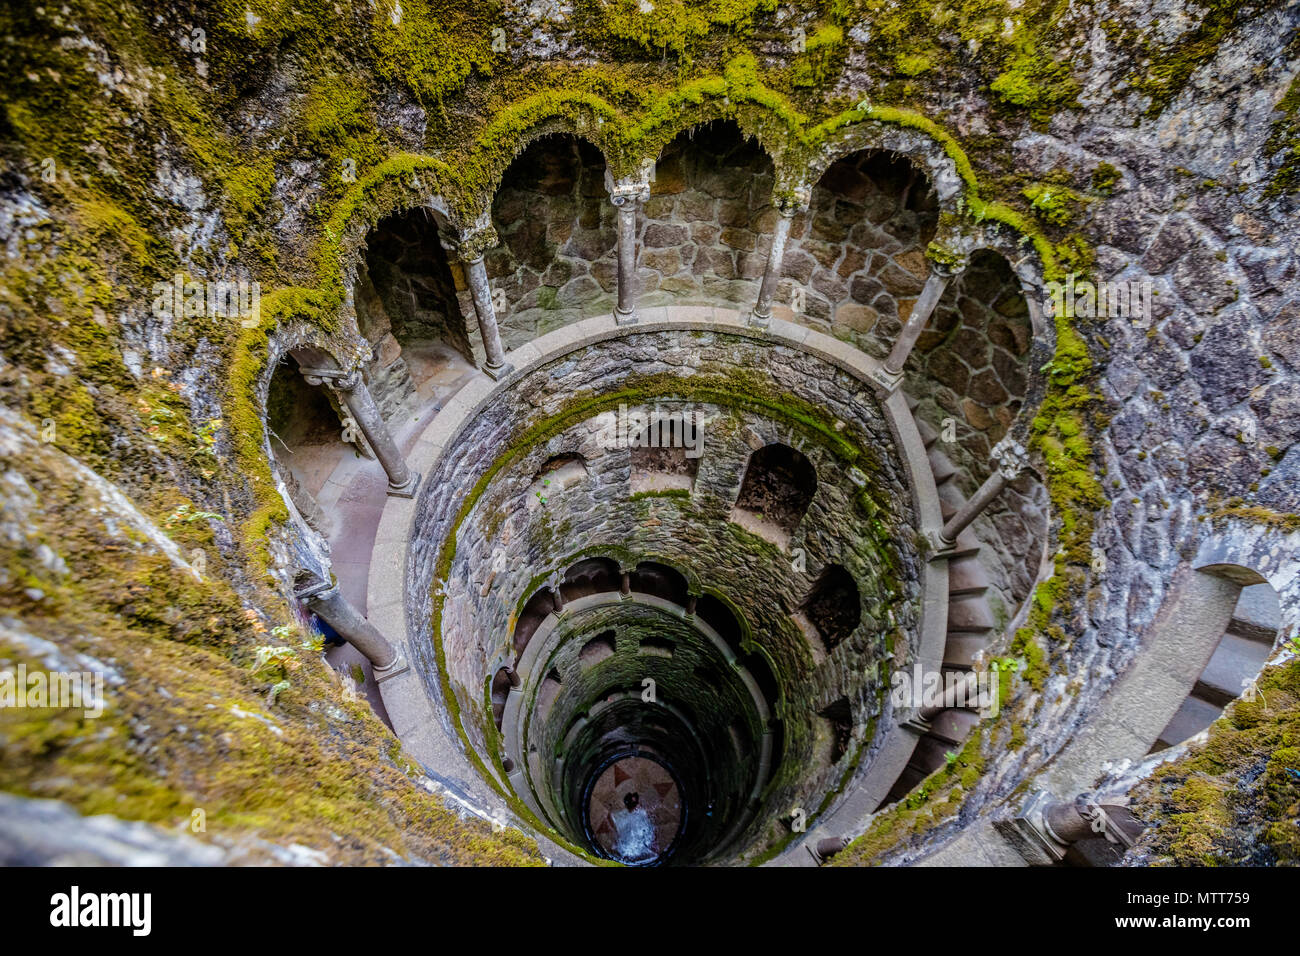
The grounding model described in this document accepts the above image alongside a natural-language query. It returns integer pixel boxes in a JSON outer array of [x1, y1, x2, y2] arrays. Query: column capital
[[774, 185, 811, 216], [300, 366, 362, 391], [925, 242, 968, 278], [609, 179, 651, 207], [293, 572, 337, 603], [991, 435, 1030, 481], [448, 226, 500, 262]]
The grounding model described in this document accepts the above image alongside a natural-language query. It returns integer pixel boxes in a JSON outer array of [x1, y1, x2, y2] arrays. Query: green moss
[[831, 730, 986, 865], [1132, 657, 1300, 865], [629, 488, 691, 501], [894, 52, 934, 77], [369, 0, 498, 107], [990, 49, 1079, 123], [577, 0, 778, 59], [1119, 0, 1259, 118], [1265, 67, 1300, 198], [1022, 182, 1090, 227], [1090, 162, 1122, 196]]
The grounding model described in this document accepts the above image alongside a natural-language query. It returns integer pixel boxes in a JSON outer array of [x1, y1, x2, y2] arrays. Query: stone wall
[[486, 135, 618, 348], [781, 150, 939, 343], [638, 121, 776, 309]]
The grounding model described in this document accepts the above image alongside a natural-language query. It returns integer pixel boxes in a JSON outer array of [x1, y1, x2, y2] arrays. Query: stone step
[[948, 593, 996, 632], [1152, 694, 1222, 752], [917, 418, 940, 449], [947, 554, 992, 596], [943, 633, 992, 667], [926, 707, 981, 746], [928, 449, 958, 486], [1227, 582, 1281, 644], [1196, 631, 1273, 707]]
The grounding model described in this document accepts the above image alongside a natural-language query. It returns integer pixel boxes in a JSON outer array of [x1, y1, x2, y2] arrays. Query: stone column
[[749, 190, 807, 328], [305, 368, 419, 498], [609, 178, 651, 325], [620, 569, 632, 599], [452, 227, 509, 379], [933, 436, 1028, 551], [813, 835, 849, 863], [685, 594, 698, 617], [874, 257, 965, 390], [999, 790, 1144, 865], [296, 577, 407, 682]]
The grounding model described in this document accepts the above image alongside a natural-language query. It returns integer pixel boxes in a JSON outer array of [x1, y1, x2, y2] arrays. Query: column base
[[868, 364, 904, 393], [925, 529, 957, 560], [482, 361, 512, 381], [993, 791, 1070, 865], [747, 309, 772, 329], [386, 471, 421, 499], [614, 307, 638, 326], [372, 648, 410, 684]]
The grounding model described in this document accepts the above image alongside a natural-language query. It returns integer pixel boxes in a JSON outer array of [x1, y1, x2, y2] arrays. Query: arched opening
[[1151, 580, 1280, 751], [514, 587, 558, 660], [578, 630, 617, 670], [491, 666, 514, 731], [731, 443, 818, 546], [815, 697, 853, 766], [628, 407, 703, 494], [528, 453, 589, 509], [799, 564, 861, 654], [910, 248, 1032, 453], [642, 120, 775, 309], [697, 593, 745, 658], [358, 207, 477, 414], [265, 354, 352, 536], [788, 150, 939, 345], [631, 560, 690, 607], [561, 557, 621, 602], [536, 667, 564, 722], [489, 134, 615, 344]]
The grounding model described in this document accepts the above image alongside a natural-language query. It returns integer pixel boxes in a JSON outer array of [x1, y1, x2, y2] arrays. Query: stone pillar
[[998, 790, 1144, 865], [874, 258, 965, 390], [609, 178, 651, 325], [685, 594, 698, 617], [451, 227, 510, 379], [305, 368, 419, 498], [933, 436, 1028, 551], [296, 576, 407, 682], [750, 190, 807, 328], [620, 570, 632, 598]]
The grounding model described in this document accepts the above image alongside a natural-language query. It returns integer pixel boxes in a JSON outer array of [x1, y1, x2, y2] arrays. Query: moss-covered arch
[[798, 122, 967, 210]]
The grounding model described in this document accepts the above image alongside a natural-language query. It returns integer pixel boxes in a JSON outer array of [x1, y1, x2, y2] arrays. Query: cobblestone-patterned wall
[[637, 122, 775, 309], [781, 151, 939, 344], [486, 136, 618, 348]]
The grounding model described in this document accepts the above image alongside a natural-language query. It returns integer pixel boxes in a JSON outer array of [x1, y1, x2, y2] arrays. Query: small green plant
[[251, 644, 301, 680], [165, 503, 226, 528]]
